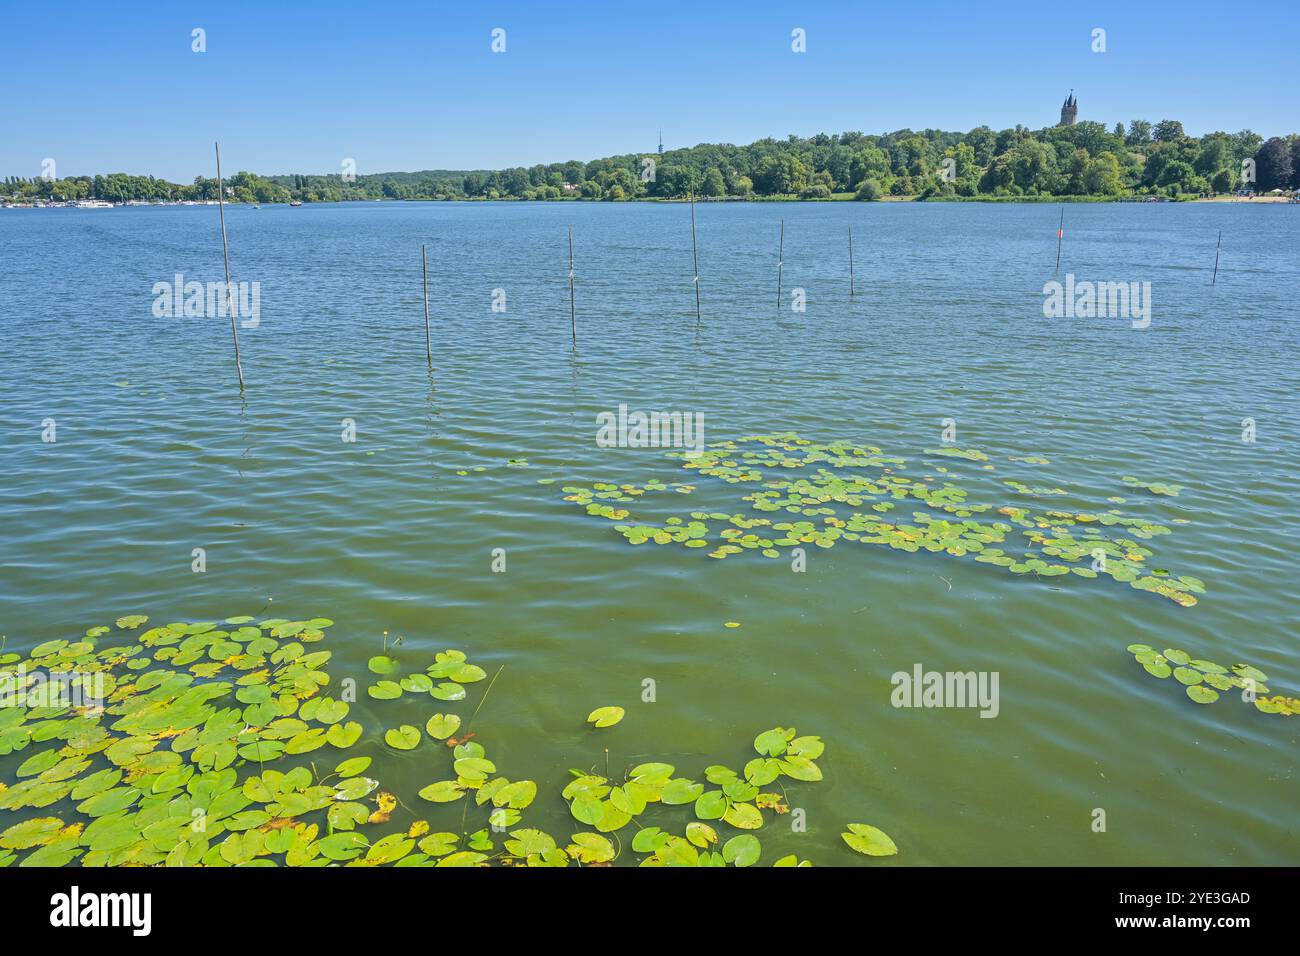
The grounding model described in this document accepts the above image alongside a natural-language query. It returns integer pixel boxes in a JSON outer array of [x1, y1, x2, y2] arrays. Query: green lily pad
[[0, 817, 64, 850], [426, 713, 461, 740], [842, 823, 898, 857], [334, 757, 371, 778], [722, 834, 761, 867], [694, 790, 728, 820], [326, 721, 362, 748], [1142, 660, 1172, 679], [384, 725, 421, 750], [417, 781, 465, 803], [586, 706, 624, 728], [367, 681, 402, 700]]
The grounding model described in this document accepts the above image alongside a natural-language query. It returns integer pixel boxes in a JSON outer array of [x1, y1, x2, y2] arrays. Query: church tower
[[1059, 91, 1078, 126]]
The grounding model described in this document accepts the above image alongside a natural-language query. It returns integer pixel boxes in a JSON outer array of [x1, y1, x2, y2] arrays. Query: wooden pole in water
[[214, 142, 244, 391], [1054, 206, 1064, 275], [776, 218, 784, 307], [421, 244, 432, 366], [567, 226, 576, 347], [689, 193, 701, 324], [848, 225, 856, 296], [1211, 230, 1222, 285]]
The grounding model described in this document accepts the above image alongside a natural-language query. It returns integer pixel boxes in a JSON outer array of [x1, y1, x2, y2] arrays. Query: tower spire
[[1059, 90, 1078, 126]]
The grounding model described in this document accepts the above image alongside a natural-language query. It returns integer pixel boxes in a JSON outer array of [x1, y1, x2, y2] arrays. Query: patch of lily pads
[[0, 614, 896, 867], [556, 434, 1203, 607], [1126, 644, 1295, 714], [1122, 476, 1182, 497]]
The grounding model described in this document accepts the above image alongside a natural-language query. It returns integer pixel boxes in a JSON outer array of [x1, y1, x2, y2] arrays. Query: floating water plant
[[1126, 644, 1294, 714], [556, 434, 1203, 607], [0, 615, 896, 867], [586, 706, 624, 728], [1003, 479, 1068, 498], [1121, 476, 1182, 497], [925, 446, 989, 462], [842, 822, 899, 857]]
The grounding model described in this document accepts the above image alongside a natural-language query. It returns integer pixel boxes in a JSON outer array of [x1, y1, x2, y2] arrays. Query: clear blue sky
[[3, 0, 1296, 182]]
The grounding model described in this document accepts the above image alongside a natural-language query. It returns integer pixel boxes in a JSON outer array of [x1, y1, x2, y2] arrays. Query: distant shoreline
[[7, 120, 1296, 208], [6, 193, 1296, 209]]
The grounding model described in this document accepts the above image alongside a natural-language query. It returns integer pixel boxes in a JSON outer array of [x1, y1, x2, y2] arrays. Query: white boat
[[74, 199, 113, 208]]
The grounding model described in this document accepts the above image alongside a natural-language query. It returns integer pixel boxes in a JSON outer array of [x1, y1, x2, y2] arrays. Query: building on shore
[[1059, 91, 1078, 126]]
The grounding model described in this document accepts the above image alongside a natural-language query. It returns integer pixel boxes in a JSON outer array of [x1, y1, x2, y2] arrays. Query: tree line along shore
[[5, 121, 1298, 206]]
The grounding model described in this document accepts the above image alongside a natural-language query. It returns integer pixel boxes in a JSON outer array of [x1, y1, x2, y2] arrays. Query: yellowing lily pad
[[586, 706, 625, 728]]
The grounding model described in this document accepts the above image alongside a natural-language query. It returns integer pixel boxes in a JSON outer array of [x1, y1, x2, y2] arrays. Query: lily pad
[[425, 713, 461, 740], [586, 706, 624, 728], [841, 823, 898, 857], [722, 833, 761, 866], [384, 725, 421, 751]]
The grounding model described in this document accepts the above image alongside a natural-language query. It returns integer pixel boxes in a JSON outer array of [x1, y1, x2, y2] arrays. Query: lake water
[[1, 199, 1296, 865]]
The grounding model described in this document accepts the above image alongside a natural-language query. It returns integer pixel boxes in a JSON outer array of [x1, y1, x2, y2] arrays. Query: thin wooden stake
[[214, 142, 244, 391], [1212, 230, 1222, 285], [567, 226, 576, 347], [848, 225, 856, 296], [689, 193, 701, 324], [421, 244, 432, 366], [1054, 206, 1064, 275], [776, 218, 784, 307]]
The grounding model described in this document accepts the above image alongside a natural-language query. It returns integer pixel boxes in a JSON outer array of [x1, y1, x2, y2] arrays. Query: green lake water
[[1, 199, 1296, 865]]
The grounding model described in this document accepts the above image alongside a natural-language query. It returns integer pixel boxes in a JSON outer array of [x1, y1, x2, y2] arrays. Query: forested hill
[[6, 121, 1298, 204]]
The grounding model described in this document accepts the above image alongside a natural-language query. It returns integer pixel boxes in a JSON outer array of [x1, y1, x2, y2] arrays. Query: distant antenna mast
[[658, 130, 664, 156]]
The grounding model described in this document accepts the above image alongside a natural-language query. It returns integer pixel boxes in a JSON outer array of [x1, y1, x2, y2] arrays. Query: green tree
[[1153, 120, 1185, 142], [1126, 120, 1153, 146], [1157, 159, 1197, 194], [1193, 134, 1232, 176], [701, 167, 726, 197], [752, 154, 807, 195], [1254, 137, 1293, 190], [855, 178, 882, 200], [1083, 153, 1123, 194], [1009, 140, 1057, 193]]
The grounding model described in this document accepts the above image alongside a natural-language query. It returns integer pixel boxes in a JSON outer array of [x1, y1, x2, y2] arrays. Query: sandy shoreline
[[1192, 194, 1295, 203]]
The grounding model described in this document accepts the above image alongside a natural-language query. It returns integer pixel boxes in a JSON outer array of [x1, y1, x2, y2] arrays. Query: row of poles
[[214, 143, 1229, 391], [1054, 207, 1224, 286], [411, 195, 857, 355]]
